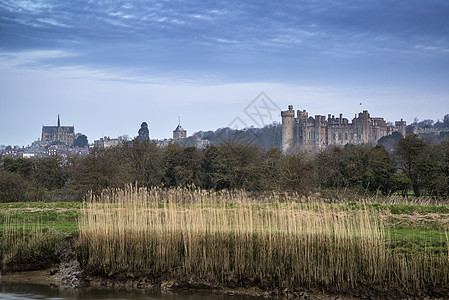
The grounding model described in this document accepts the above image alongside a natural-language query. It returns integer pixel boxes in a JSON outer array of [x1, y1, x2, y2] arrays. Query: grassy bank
[[0, 202, 80, 271], [1, 190, 448, 295]]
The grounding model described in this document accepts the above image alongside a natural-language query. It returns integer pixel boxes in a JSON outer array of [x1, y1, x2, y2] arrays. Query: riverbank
[[0, 236, 448, 299], [2, 264, 446, 299], [0, 266, 343, 299]]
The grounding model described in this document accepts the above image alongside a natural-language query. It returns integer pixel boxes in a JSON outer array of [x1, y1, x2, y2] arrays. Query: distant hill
[[193, 122, 282, 150]]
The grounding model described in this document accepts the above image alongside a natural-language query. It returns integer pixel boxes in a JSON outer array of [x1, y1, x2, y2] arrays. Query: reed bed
[[78, 186, 449, 292]]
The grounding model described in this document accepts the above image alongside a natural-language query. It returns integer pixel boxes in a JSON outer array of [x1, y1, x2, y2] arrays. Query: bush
[[0, 171, 31, 203]]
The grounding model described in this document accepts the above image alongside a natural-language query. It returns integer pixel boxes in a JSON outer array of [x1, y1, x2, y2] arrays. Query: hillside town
[[0, 115, 209, 159]]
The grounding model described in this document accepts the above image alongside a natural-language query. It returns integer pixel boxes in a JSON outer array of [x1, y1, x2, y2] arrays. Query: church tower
[[173, 117, 187, 139]]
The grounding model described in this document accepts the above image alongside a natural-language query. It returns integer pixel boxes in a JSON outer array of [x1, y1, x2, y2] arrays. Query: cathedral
[[41, 115, 75, 146], [281, 105, 406, 152]]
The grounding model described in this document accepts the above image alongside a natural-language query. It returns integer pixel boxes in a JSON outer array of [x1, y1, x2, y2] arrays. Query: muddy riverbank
[[1, 235, 448, 299], [2, 263, 445, 299], [1, 238, 447, 300], [0, 269, 353, 299]]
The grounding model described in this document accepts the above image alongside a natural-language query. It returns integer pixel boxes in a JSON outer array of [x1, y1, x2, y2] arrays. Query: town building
[[41, 115, 75, 146], [94, 136, 120, 148], [281, 105, 406, 152]]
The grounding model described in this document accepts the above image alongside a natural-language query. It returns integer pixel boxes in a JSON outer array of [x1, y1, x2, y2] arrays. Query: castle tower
[[361, 110, 370, 144], [281, 105, 295, 152], [395, 119, 407, 137]]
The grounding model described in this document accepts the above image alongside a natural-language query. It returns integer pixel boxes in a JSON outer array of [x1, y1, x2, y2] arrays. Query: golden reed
[[78, 185, 449, 291]]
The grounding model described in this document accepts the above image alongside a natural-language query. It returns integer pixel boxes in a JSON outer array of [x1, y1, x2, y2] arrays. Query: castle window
[[333, 134, 336, 140], [338, 133, 342, 140], [345, 133, 348, 140]]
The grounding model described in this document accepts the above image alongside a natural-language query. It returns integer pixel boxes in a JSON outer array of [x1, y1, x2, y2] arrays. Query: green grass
[[340, 201, 449, 215], [385, 203, 449, 215], [0, 202, 81, 234], [390, 228, 448, 254], [0, 201, 82, 209]]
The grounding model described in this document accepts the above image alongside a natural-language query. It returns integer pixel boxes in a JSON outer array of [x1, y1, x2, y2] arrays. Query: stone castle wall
[[281, 105, 406, 152]]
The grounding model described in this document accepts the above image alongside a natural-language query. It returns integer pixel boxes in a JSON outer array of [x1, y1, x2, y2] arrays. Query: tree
[[279, 151, 316, 194], [377, 132, 403, 152], [434, 119, 444, 129], [423, 141, 449, 197], [315, 145, 397, 195], [418, 119, 434, 128], [200, 143, 267, 191], [163, 144, 204, 188], [192, 122, 282, 150], [69, 147, 131, 198], [137, 122, 150, 142], [365, 146, 397, 195], [390, 172, 412, 197], [32, 156, 69, 191], [118, 134, 130, 143], [395, 135, 429, 196], [0, 171, 31, 202], [3, 157, 34, 179], [443, 114, 449, 128], [121, 139, 164, 187], [315, 147, 348, 189], [74, 134, 88, 147]]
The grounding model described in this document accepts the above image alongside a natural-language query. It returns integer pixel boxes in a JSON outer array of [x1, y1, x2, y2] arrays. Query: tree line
[[1, 134, 448, 203]]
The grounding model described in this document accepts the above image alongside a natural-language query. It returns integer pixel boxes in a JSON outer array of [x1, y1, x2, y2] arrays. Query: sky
[[1, 0, 448, 146]]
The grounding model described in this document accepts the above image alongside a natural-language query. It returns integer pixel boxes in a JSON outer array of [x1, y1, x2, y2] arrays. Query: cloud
[[2, 0, 56, 13], [415, 44, 449, 54], [37, 18, 72, 27], [1, 0, 447, 62], [0, 50, 78, 68], [0, 49, 224, 85]]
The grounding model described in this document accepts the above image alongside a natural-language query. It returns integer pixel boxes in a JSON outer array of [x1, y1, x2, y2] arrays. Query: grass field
[[0, 201, 81, 233], [1, 189, 448, 294]]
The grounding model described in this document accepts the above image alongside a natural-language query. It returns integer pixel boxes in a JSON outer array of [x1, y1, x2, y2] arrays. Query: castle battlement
[[281, 105, 406, 152]]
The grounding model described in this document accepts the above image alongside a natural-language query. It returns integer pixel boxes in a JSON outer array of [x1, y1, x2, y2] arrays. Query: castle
[[42, 115, 75, 146], [281, 105, 406, 152]]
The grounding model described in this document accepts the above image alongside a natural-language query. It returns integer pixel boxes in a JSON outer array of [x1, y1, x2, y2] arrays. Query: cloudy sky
[[1, 0, 448, 146]]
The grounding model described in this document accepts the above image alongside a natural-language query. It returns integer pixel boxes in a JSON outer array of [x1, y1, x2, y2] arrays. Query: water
[[0, 282, 264, 300]]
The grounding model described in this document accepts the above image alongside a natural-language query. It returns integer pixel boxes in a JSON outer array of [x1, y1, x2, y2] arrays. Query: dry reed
[[78, 186, 449, 292]]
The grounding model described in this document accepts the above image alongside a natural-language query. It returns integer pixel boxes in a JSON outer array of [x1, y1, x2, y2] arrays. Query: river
[[0, 281, 265, 300]]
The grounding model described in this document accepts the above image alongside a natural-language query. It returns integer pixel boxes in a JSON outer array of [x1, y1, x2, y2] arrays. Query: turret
[[395, 118, 407, 137], [281, 105, 295, 152]]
